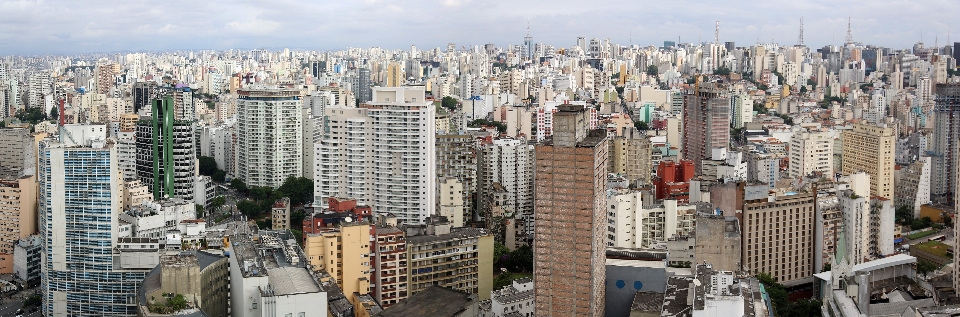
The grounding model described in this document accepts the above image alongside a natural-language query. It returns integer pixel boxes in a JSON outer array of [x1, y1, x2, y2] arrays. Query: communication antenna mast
[[715, 21, 720, 44], [798, 17, 804, 46], [845, 17, 853, 44]]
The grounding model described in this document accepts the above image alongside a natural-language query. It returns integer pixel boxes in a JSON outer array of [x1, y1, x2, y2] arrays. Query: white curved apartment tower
[[315, 87, 436, 224], [236, 89, 303, 188]]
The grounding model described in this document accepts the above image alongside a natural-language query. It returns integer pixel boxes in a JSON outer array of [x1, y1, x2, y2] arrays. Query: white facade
[[438, 178, 465, 227], [236, 89, 303, 188], [789, 128, 834, 178], [483, 279, 534, 317], [118, 199, 196, 239], [840, 190, 895, 264], [606, 190, 696, 248], [477, 137, 535, 235], [731, 94, 753, 129], [315, 87, 436, 224]]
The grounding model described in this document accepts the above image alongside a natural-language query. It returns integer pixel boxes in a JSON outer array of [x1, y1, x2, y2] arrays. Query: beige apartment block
[[372, 226, 408, 307], [304, 222, 372, 298], [534, 104, 608, 317], [841, 123, 895, 200], [406, 220, 493, 300], [741, 192, 816, 285], [0, 175, 37, 274]]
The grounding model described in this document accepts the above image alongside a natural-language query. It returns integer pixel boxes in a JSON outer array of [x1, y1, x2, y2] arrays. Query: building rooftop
[[265, 267, 322, 296], [231, 224, 309, 278], [406, 227, 489, 244], [376, 285, 475, 317], [630, 291, 664, 312]]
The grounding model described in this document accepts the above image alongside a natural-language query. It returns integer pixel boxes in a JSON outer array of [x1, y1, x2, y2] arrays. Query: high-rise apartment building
[[894, 156, 931, 217], [840, 122, 895, 200], [315, 87, 435, 224], [358, 67, 372, 103], [683, 82, 730, 172], [0, 174, 37, 274], [40, 128, 157, 316], [0, 128, 34, 172], [96, 63, 120, 95], [839, 190, 894, 264], [437, 134, 477, 219], [477, 137, 535, 237], [136, 97, 196, 200], [608, 128, 653, 186], [236, 89, 303, 188], [741, 191, 815, 285], [386, 62, 403, 87], [534, 104, 608, 316], [931, 84, 960, 202], [132, 82, 156, 114], [606, 189, 696, 248], [789, 128, 834, 178]]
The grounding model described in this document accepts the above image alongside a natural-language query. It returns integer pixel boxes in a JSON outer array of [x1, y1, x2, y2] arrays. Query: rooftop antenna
[[845, 17, 853, 44], [715, 21, 720, 44], [798, 17, 804, 46]]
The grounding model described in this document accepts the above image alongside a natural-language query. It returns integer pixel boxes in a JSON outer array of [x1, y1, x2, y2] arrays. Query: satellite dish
[[344, 217, 353, 223]]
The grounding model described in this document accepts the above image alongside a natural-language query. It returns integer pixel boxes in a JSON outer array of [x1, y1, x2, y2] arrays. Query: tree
[[635, 121, 649, 131], [237, 200, 261, 217], [944, 213, 953, 227], [712, 67, 731, 76], [212, 170, 226, 182], [49, 106, 58, 120], [494, 242, 510, 267], [468, 119, 507, 133], [276, 176, 314, 205], [250, 186, 274, 203], [198, 156, 218, 176], [895, 206, 914, 226], [800, 86, 808, 94], [230, 178, 247, 192], [917, 260, 938, 277], [291, 209, 307, 230], [921, 216, 933, 228], [195, 204, 204, 218], [441, 96, 458, 111], [210, 196, 226, 213], [14, 107, 47, 124], [646, 65, 659, 77]]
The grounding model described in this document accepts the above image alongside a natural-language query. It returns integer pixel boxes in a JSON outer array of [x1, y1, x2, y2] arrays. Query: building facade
[[741, 192, 816, 285], [406, 220, 493, 300], [436, 134, 477, 219], [135, 97, 196, 200], [533, 104, 608, 316], [0, 175, 36, 274], [477, 137, 535, 238], [315, 87, 436, 224], [931, 84, 960, 202], [682, 83, 730, 173], [236, 89, 303, 188], [789, 128, 834, 178], [840, 123, 895, 200]]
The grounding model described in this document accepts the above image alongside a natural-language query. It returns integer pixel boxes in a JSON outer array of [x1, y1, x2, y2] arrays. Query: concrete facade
[[840, 123, 896, 200]]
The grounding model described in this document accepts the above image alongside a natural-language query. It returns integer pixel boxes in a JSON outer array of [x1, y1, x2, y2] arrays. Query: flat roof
[[267, 267, 322, 295], [814, 254, 917, 281]]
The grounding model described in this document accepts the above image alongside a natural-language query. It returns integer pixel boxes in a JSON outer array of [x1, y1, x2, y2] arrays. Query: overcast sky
[[0, 0, 956, 55]]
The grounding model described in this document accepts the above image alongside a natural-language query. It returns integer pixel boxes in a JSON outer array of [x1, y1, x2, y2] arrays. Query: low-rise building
[[405, 217, 493, 300], [478, 278, 533, 317], [271, 197, 291, 230], [371, 225, 408, 307], [304, 222, 371, 299], [13, 235, 41, 287], [229, 225, 327, 317], [377, 285, 478, 317], [137, 251, 230, 317], [119, 198, 196, 239], [606, 188, 696, 249], [660, 263, 770, 317]]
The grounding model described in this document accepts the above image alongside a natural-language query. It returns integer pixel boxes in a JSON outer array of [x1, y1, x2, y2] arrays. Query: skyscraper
[[136, 97, 196, 200], [534, 104, 608, 316], [683, 82, 730, 172], [132, 82, 156, 115], [236, 88, 303, 188], [931, 84, 960, 203], [386, 62, 403, 87], [40, 126, 155, 316], [358, 67, 372, 103], [840, 122, 895, 200], [315, 87, 436, 224]]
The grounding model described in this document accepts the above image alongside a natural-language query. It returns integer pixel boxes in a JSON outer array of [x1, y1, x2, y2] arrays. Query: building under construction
[[534, 104, 608, 317], [682, 81, 730, 173], [930, 83, 960, 204]]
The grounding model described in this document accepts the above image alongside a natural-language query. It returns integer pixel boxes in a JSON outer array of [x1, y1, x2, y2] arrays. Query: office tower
[[534, 104, 608, 316], [789, 128, 834, 177], [386, 62, 403, 87], [372, 225, 408, 307], [741, 190, 815, 284], [132, 82, 156, 114], [405, 217, 493, 300], [931, 84, 960, 202], [310, 61, 324, 79], [304, 222, 372, 299], [0, 174, 36, 274], [477, 137, 535, 243], [437, 134, 477, 220], [315, 87, 435, 224], [683, 82, 730, 172], [840, 122, 896, 200], [236, 88, 303, 188], [358, 67, 372, 103], [40, 127, 156, 316], [609, 128, 653, 187], [731, 94, 753, 129], [524, 29, 534, 61], [229, 227, 327, 317], [136, 97, 196, 200]]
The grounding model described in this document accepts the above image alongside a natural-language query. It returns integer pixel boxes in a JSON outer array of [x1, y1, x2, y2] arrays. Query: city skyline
[[0, 0, 957, 55]]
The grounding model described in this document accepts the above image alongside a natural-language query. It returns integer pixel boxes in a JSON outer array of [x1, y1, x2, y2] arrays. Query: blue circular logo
[[616, 280, 625, 289], [634, 281, 643, 290]]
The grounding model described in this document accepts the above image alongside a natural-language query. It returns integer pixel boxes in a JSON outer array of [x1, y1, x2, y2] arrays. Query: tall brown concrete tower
[[534, 104, 609, 316]]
